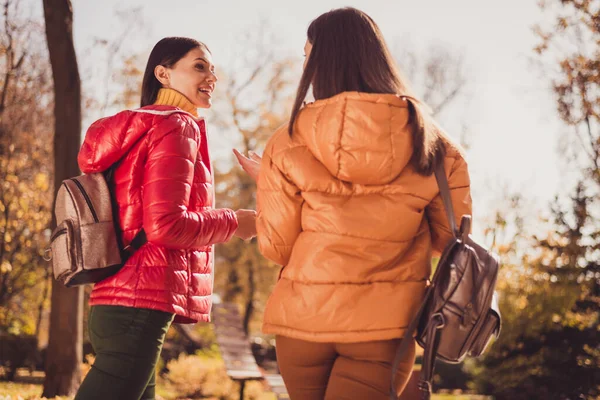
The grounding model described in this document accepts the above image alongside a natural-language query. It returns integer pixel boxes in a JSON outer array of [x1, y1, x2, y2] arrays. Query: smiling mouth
[[198, 88, 212, 98]]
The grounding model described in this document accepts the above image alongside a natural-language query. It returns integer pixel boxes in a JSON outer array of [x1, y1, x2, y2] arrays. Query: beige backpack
[[45, 108, 198, 286], [46, 108, 201, 286], [46, 170, 146, 287]]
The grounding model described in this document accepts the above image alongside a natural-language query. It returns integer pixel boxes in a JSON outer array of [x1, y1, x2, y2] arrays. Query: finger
[[232, 150, 242, 162], [233, 151, 251, 167], [233, 149, 245, 160], [234, 149, 251, 159], [249, 152, 262, 162]]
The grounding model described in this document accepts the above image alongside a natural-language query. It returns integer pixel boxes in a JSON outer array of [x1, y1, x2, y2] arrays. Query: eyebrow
[[194, 57, 214, 68]]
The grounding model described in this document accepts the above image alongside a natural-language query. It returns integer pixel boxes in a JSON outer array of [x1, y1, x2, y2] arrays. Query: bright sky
[[71, 0, 567, 233]]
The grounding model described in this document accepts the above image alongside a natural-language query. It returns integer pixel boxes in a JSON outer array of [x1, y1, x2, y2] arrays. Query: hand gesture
[[233, 149, 262, 182]]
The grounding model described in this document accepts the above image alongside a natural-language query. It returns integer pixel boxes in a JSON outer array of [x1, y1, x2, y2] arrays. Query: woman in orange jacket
[[235, 7, 472, 400]]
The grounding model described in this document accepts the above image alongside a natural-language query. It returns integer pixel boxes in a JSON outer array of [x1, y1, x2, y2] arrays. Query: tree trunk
[[41, 0, 83, 397], [243, 260, 255, 335]]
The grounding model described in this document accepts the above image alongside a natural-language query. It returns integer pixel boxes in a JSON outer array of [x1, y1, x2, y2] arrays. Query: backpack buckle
[[417, 380, 433, 399], [43, 248, 52, 261], [431, 313, 445, 329], [418, 380, 432, 392]]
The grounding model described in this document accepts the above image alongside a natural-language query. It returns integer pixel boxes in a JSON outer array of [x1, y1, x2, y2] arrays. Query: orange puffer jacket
[[256, 92, 472, 343]]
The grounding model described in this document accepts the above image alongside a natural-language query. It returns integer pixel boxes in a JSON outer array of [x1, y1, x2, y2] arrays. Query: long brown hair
[[140, 37, 210, 107], [289, 8, 445, 176]]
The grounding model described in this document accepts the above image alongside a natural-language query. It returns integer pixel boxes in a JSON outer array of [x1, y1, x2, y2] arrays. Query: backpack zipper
[[70, 178, 99, 223], [50, 228, 67, 242], [459, 274, 499, 355]]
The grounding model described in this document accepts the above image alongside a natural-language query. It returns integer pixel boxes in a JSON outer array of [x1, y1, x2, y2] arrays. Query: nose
[[207, 71, 218, 83]]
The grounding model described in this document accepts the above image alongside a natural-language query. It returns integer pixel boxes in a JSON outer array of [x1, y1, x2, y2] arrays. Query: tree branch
[[431, 84, 465, 116], [0, 0, 14, 114]]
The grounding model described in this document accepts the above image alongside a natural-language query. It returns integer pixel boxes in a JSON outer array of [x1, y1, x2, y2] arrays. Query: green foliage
[[469, 190, 600, 398], [464, 2, 600, 398]]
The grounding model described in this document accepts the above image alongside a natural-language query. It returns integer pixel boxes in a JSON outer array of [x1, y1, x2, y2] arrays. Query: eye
[[195, 64, 205, 70]]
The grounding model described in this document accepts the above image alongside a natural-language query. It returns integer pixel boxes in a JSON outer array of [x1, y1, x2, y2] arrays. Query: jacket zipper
[[70, 179, 99, 223]]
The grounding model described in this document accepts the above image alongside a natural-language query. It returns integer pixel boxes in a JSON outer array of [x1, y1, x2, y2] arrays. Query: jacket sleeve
[[256, 141, 303, 266], [142, 117, 238, 249], [426, 154, 472, 257]]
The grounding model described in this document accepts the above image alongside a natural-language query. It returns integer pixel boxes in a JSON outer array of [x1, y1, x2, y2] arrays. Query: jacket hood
[[78, 106, 196, 173], [294, 92, 414, 185]]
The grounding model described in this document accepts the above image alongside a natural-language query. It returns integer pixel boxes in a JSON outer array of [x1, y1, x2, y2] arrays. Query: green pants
[[75, 305, 175, 400]]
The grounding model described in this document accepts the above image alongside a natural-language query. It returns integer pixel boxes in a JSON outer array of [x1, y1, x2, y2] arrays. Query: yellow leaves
[[496, 243, 512, 254], [18, 196, 28, 213], [0, 261, 12, 273], [532, 24, 552, 55], [34, 173, 49, 191], [533, 43, 548, 55], [557, 17, 569, 30], [552, 313, 562, 323], [14, 252, 30, 265], [5, 174, 18, 183], [4, 232, 11, 243], [516, 296, 529, 310], [496, 279, 508, 292]]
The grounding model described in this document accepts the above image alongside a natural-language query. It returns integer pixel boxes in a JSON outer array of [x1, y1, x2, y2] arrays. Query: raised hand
[[233, 149, 262, 182]]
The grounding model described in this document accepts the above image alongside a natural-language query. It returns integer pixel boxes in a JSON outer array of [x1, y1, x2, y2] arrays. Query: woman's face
[[303, 39, 313, 70], [155, 46, 218, 109]]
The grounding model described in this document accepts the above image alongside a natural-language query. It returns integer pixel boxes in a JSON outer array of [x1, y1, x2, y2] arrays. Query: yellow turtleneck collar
[[154, 88, 198, 117]]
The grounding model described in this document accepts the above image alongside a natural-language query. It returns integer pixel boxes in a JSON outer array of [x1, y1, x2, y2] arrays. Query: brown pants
[[275, 335, 416, 400]]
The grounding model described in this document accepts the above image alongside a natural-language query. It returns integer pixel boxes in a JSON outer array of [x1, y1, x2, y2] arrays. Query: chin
[[196, 101, 212, 109]]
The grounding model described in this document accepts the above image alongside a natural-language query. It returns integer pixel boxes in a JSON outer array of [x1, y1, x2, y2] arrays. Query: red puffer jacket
[[78, 105, 238, 323]]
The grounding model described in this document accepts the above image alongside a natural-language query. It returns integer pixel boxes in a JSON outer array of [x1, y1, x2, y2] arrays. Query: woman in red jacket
[[75, 37, 256, 400]]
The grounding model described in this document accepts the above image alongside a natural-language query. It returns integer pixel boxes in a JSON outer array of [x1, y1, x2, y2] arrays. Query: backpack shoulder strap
[[433, 161, 458, 238], [389, 161, 460, 399], [102, 128, 149, 259], [121, 228, 147, 262], [389, 292, 430, 399]]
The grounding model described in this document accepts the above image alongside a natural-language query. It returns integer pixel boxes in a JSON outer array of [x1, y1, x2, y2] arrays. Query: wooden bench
[[211, 301, 423, 399], [212, 302, 289, 399]]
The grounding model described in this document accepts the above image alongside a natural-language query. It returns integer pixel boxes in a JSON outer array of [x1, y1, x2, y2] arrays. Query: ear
[[154, 65, 170, 86]]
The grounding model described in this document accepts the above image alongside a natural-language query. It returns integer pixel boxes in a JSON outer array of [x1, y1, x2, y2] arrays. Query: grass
[[433, 396, 492, 400], [0, 381, 279, 400], [0, 381, 492, 400], [0, 368, 492, 400], [0, 382, 52, 400]]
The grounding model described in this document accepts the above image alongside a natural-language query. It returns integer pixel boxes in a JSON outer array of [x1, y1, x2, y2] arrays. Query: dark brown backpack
[[390, 162, 501, 400]]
